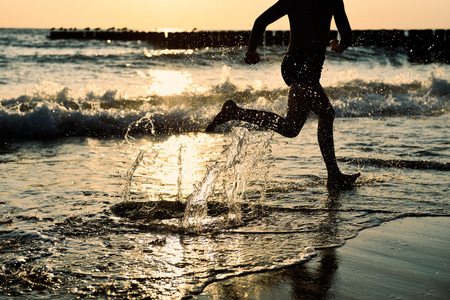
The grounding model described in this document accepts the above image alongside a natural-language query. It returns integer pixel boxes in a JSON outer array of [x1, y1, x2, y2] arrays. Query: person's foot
[[327, 172, 360, 190], [205, 100, 238, 132]]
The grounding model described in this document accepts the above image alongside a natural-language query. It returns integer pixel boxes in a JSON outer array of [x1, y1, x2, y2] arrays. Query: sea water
[[0, 28, 449, 299]]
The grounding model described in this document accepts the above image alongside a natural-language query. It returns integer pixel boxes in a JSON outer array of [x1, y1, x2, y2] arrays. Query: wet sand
[[193, 217, 450, 299]]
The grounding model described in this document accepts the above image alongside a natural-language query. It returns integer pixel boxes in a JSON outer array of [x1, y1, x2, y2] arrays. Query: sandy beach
[[193, 217, 450, 299]]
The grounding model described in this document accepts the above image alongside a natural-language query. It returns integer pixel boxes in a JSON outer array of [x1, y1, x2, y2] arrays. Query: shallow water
[[1, 115, 448, 298], [0, 28, 449, 299]]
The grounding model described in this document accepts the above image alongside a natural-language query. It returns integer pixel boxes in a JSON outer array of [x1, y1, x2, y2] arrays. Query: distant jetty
[[48, 28, 449, 63]]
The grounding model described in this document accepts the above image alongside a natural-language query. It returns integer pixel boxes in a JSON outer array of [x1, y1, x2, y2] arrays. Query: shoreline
[[192, 216, 450, 299]]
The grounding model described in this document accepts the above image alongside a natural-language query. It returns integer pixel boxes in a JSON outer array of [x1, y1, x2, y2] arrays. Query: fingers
[[330, 39, 339, 48], [330, 40, 344, 54]]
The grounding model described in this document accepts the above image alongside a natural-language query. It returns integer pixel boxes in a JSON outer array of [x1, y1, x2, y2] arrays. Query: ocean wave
[[330, 76, 449, 117], [1, 75, 448, 141], [0, 101, 205, 141]]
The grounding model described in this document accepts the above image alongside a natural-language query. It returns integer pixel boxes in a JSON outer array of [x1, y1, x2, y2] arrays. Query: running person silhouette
[[205, 0, 360, 190]]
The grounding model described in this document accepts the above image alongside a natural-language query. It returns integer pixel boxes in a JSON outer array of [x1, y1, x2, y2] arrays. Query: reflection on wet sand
[[194, 192, 343, 299]]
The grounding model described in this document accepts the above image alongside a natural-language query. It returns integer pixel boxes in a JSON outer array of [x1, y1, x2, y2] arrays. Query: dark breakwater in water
[[49, 28, 450, 63]]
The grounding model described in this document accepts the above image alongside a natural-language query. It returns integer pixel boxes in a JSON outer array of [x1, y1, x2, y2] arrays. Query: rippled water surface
[[0, 28, 449, 299]]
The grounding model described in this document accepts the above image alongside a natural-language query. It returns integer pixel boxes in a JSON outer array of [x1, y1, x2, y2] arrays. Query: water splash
[[122, 113, 156, 202], [177, 144, 184, 203], [224, 129, 274, 225], [181, 161, 223, 231], [182, 128, 273, 232], [121, 118, 274, 232], [122, 149, 146, 202], [125, 112, 155, 144]]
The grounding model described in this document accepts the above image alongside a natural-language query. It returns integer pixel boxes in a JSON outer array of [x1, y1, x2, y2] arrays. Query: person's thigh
[[308, 84, 335, 119], [286, 83, 312, 122]]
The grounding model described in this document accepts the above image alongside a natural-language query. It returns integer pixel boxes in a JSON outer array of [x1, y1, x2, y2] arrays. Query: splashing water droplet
[[182, 127, 274, 232], [122, 113, 157, 202], [122, 149, 146, 202]]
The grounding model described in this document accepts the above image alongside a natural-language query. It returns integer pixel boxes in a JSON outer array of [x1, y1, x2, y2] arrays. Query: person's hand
[[330, 39, 344, 54], [244, 51, 260, 65]]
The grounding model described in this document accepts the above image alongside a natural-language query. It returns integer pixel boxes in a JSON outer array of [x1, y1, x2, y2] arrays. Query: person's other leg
[[308, 84, 360, 189]]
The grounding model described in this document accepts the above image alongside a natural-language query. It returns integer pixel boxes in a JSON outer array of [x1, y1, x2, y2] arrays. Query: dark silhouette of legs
[[205, 82, 360, 189], [205, 84, 310, 137]]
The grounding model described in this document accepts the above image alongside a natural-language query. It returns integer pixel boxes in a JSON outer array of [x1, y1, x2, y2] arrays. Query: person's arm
[[330, 0, 352, 53], [245, 0, 288, 64]]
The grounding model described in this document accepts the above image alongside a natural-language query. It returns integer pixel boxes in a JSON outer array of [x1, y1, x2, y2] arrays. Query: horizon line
[[1, 26, 449, 32]]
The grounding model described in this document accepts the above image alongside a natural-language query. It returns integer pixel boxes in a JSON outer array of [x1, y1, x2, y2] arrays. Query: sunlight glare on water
[[143, 48, 194, 58], [143, 70, 207, 96], [132, 133, 223, 202]]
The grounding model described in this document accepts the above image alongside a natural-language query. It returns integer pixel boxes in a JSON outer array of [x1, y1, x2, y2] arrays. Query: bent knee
[[284, 131, 299, 138], [282, 126, 301, 138]]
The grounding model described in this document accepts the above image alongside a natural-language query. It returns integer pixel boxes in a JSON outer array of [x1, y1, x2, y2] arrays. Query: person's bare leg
[[205, 86, 311, 138], [308, 84, 360, 189]]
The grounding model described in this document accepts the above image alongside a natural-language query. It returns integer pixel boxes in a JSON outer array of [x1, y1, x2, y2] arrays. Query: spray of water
[[182, 128, 274, 232], [122, 113, 156, 202], [121, 114, 274, 232], [124, 112, 155, 144], [122, 149, 146, 202], [177, 144, 184, 203], [224, 129, 274, 225]]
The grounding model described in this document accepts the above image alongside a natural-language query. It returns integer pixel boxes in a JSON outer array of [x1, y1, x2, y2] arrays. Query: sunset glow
[[1, 0, 449, 30]]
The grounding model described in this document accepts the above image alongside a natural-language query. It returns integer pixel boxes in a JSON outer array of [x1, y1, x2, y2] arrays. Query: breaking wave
[[1, 75, 448, 141]]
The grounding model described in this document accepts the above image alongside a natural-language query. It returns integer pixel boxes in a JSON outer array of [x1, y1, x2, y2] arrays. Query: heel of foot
[[223, 99, 237, 112], [205, 100, 237, 132]]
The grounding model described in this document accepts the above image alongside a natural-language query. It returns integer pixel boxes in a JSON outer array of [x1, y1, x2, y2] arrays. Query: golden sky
[[1, 0, 449, 30]]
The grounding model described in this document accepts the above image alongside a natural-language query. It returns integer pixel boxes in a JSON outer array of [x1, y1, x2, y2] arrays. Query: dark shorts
[[281, 50, 325, 86]]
